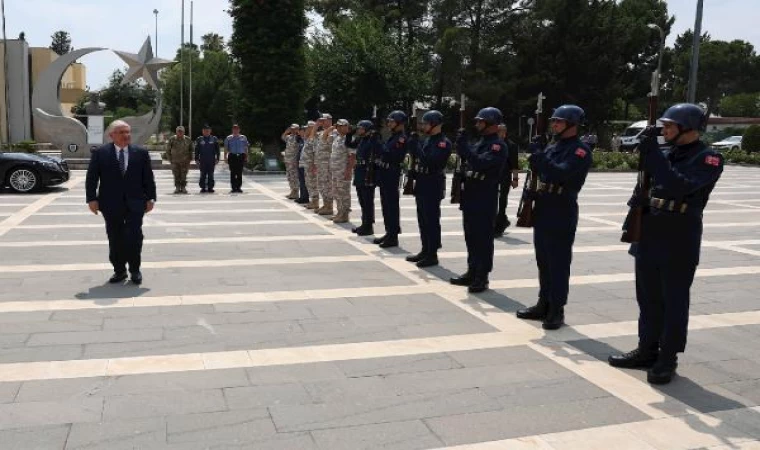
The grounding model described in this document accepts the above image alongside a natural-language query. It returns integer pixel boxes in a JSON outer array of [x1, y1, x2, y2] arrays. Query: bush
[[245, 149, 266, 170], [10, 140, 37, 153], [742, 125, 760, 153]]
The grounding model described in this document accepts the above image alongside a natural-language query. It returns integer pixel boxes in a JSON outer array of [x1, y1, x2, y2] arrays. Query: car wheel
[[7, 167, 39, 193]]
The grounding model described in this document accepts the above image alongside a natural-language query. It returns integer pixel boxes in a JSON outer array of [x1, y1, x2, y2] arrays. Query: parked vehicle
[[0, 152, 70, 193], [619, 120, 666, 150], [712, 136, 742, 151]]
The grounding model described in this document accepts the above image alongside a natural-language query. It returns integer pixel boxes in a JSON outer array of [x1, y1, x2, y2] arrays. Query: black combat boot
[[356, 225, 374, 236], [542, 304, 565, 330], [416, 253, 438, 268], [406, 251, 426, 263], [647, 353, 678, 385], [450, 269, 474, 286], [516, 298, 549, 321], [468, 275, 489, 293], [608, 347, 659, 369], [379, 234, 398, 248], [373, 234, 387, 244]]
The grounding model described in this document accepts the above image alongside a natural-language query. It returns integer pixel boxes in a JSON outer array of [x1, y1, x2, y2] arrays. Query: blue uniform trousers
[[298, 167, 308, 201], [378, 169, 401, 235], [414, 175, 444, 254], [199, 161, 216, 190], [356, 185, 376, 226], [533, 199, 578, 306], [461, 182, 498, 276]]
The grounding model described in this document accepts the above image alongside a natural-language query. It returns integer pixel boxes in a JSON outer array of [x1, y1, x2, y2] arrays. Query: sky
[[5, 0, 760, 90]]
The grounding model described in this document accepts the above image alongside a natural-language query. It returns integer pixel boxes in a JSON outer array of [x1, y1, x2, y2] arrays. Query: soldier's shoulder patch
[[705, 155, 721, 167], [491, 144, 501, 152], [575, 148, 587, 158], [438, 141, 447, 149]]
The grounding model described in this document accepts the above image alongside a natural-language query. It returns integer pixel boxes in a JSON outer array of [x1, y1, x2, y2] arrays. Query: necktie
[[118, 149, 125, 175]]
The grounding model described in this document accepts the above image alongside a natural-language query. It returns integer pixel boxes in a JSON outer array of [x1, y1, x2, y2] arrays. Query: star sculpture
[[113, 37, 173, 90]]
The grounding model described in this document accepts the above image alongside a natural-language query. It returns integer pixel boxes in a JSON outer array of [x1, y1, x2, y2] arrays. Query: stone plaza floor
[[0, 166, 759, 449]]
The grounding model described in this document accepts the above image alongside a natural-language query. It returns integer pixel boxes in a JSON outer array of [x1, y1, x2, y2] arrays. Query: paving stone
[[66, 418, 167, 449], [166, 409, 275, 445], [224, 383, 313, 409], [245, 362, 346, 385], [0, 398, 103, 430], [0, 382, 20, 403], [102, 389, 226, 420], [424, 396, 647, 445], [310, 420, 444, 450], [712, 407, 760, 439], [336, 353, 463, 378], [303, 376, 398, 403], [0, 425, 70, 450], [0, 345, 83, 364], [446, 346, 547, 368], [27, 328, 163, 347]]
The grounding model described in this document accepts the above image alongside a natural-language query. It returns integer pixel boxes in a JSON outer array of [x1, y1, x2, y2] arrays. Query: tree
[[742, 125, 760, 153], [98, 70, 156, 119], [201, 33, 225, 53], [719, 93, 760, 118], [50, 30, 72, 55], [230, 0, 308, 157]]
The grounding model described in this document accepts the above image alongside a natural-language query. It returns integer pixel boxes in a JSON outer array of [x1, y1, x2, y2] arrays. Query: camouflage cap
[[336, 119, 349, 126]]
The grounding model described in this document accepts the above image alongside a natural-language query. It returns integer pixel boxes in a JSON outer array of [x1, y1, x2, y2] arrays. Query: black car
[[0, 152, 70, 193]]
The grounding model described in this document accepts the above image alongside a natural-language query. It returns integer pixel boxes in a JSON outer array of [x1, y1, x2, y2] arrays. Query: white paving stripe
[[0, 234, 338, 248], [34, 208, 289, 216], [13, 219, 311, 229], [0, 177, 83, 237]]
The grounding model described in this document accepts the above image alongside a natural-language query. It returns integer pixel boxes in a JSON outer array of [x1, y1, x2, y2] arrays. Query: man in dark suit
[[86, 120, 157, 285]]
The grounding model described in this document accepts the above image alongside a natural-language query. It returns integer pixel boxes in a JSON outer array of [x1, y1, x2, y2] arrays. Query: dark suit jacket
[[86, 144, 157, 215]]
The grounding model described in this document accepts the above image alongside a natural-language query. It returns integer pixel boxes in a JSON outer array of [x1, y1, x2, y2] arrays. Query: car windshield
[[623, 127, 643, 137], [726, 136, 742, 142]]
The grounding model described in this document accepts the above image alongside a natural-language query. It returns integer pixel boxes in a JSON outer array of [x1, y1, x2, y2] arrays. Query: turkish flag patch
[[491, 144, 501, 152], [438, 141, 447, 149], [575, 148, 587, 158], [705, 155, 720, 166]]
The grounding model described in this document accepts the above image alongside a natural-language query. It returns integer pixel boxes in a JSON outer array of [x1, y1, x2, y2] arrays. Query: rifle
[[450, 95, 465, 204], [402, 108, 417, 195], [516, 92, 547, 228], [621, 69, 660, 243], [365, 105, 379, 187]]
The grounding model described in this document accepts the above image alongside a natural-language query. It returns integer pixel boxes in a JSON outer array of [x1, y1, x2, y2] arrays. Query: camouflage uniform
[[329, 132, 352, 222], [283, 134, 300, 197], [166, 134, 194, 192], [316, 129, 336, 213], [300, 134, 319, 207]]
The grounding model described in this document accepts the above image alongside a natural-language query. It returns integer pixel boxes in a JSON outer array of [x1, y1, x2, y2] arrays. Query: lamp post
[[153, 9, 159, 57], [647, 23, 666, 97], [688, 0, 704, 103]]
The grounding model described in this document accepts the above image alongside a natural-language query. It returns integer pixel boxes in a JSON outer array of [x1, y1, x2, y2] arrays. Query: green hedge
[[721, 149, 760, 165]]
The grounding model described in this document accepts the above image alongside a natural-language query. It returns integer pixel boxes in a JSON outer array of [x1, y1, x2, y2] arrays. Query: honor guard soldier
[[450, 107, 508, 293], [348, 120, 381, 236], [609, 104, 723, 385], [494, 124, 519, 236], [194, 124, 220, 193], [166, 126, 194, 194], [516, 105, 592, 330], [405, 110, 451, 267], [374, 110, 409, 248], [224, 124, 249, 193]]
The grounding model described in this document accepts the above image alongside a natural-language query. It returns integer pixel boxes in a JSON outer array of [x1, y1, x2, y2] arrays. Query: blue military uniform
[[455, 132, 508, 283], [297, 134, 309, 202], [531, 136, 592, 312], [195, 133, 220, 192], [376, 130, 408, 240], [410, 132, 451, 259], [348, 126, 382, 235]]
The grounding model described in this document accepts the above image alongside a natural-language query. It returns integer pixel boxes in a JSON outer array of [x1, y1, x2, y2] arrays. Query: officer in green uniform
[[166, 126, 194, 194]]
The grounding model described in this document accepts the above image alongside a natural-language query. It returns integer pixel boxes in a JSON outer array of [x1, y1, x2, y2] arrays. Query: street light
[[687, 0, 704, 103], [153, 9, 159, 57], [647, 23, 666, 96]]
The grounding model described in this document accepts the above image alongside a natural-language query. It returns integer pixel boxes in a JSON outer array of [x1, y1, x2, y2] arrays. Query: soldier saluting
[[609, 104, 723, 385]]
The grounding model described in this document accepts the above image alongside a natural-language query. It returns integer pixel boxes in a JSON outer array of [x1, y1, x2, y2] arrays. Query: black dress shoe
[[130, 272, 143, 285], [416, 256, 438, 268], [296, 198, 309, 204], [356, 225, 374, 236], [373, 234, 387, 244], [109, 272, 128, 283], [608, 348, 659, 369], [406, 252, 425, 263], [200, 189, 207, 193], [516, 299, 548, 320], [542, 304, 565, 330], [468, 276, 489, 293], [647, 356, 678, 385], [450, 270, 473, 286], [208, 189, 215, 193], [379, 235, 398, 248]]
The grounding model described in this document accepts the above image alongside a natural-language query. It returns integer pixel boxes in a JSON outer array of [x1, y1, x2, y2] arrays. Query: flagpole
[[180, 0, 185, 129], [189, 0, 193, 139]]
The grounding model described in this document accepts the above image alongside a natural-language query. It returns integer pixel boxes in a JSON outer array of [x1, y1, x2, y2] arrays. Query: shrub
[[742, 125, 760, 153]]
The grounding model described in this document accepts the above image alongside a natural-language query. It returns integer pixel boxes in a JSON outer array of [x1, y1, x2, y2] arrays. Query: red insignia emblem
[[705, 155, 720, 167], [438, 141, 447, 149], [491, 144, 501, 152], [399, 138, 405, 144], [575, 148, 587, 158]]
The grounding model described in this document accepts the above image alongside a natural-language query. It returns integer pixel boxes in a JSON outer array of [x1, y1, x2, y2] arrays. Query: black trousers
[[103, 208, 145, 275], [533, 202, 578, 306], [415, 192, 442, 255], [298, 167, 309, 201], [228, 154, 244, 190], [378, 170, 401, 235], [199, 161, 216, 190], [461, 184, 498, 276], [355, 185, 376, 226], [636, 257, 696, 356], [495, 179, 511, 230]]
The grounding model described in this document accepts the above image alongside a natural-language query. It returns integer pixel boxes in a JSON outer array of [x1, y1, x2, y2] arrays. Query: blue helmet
[[357, 120, 374, 131], [551, 105, 585, 125], [421, 110, 444, 127], [659, 103, 707, 132], [474, 107, 503, 126], [387, 110, 407, 123]]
